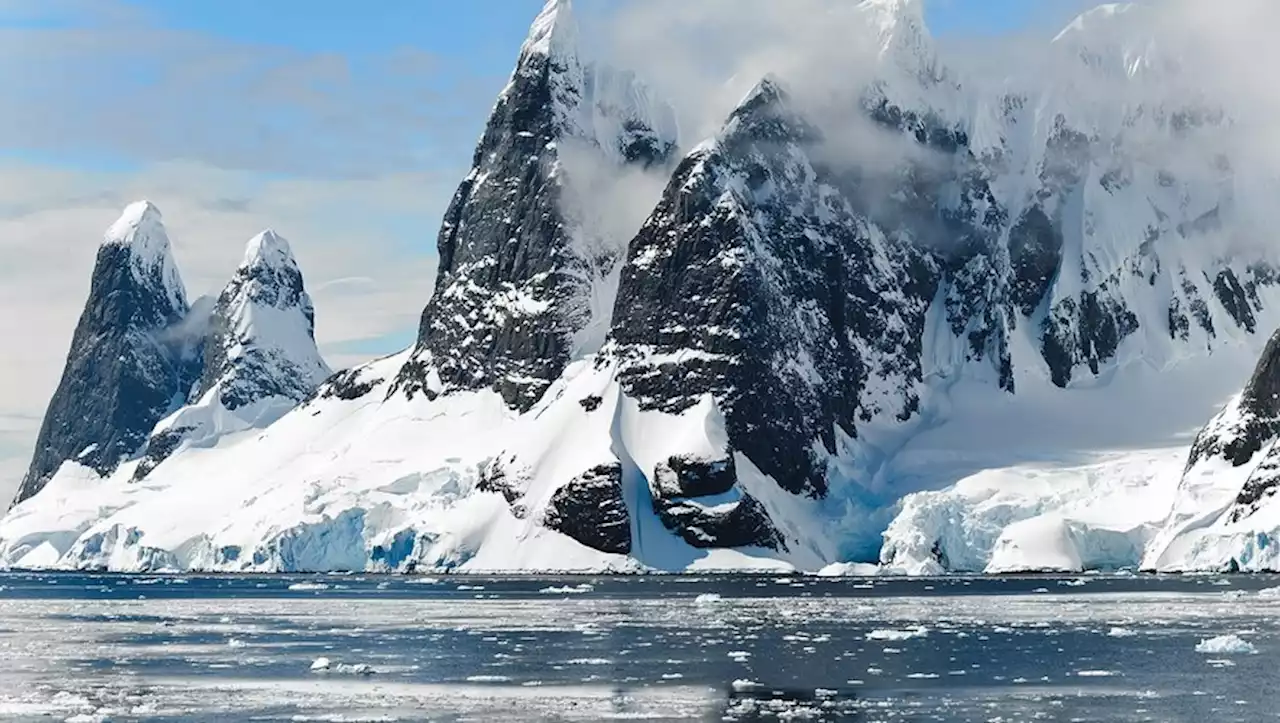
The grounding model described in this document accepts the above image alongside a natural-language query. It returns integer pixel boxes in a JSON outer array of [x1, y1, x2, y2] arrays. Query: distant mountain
[[131, 229, 331, 481], [13, 201, 197, 506]]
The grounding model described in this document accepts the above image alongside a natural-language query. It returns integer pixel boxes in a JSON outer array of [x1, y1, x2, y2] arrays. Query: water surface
[[0, 572, 1276, 721]]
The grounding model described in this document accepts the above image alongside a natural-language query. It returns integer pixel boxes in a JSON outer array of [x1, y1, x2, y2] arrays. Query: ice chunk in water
[[1195, 634, 1257, 655]]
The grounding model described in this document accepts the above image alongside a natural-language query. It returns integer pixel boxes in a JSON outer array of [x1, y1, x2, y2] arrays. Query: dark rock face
[[15, 224, 193, 505], [608, 80, 986, 498], [1007, 206, 1063, 317], [652, 455, 737, 499], [1229, 446, 1280, 523], [477, 455, 528, 512], [1214, 269, 1257, 334], [315, 366, 384, 402], [1188, 329, 1280, 469], [542, 463, 632, 555], [131, 426, 194, 482], [1043, 291, 1140, 387], [196, 233, 324, 410], [649, 455, 783, 550], [393, 9, 676, 412], [1033, 118, 1143, 389], [654, 492, 783, 551]]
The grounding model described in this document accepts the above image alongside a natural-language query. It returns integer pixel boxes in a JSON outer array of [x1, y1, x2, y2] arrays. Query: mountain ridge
[[4, 0, 1280, 574]]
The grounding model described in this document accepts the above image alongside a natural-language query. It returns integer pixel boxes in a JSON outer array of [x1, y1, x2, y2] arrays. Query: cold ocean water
[[0, 573, 1277, 721]]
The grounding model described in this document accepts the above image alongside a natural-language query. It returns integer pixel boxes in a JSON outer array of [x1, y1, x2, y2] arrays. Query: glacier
[[6, 0, 1280, 575]]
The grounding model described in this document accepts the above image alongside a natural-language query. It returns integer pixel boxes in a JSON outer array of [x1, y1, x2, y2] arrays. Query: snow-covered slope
[[4, 0, 1280, 574]]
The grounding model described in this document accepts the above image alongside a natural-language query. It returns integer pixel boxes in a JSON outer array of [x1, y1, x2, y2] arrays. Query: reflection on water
[[0, 572, 1276, 721]]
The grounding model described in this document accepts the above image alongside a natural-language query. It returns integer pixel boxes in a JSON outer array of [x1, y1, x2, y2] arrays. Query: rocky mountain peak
[[520, 0, 577, 62], [102, 200, 187, 313], [860, 0, 941, 85], [131, 230, 331, 481], [391, 0, 677, 412], [194, 230, 328, 408], [1051, 2, 1179, 86], [240, 229, 295, 270], [12, 202, 197, 506]]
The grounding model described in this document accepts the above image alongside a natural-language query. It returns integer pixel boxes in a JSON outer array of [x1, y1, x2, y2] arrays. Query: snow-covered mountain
[[3, 0, 1279, 574], [131, 230, 331, 481], [12, 201, 197, 506], [393, 0, 678, 411]]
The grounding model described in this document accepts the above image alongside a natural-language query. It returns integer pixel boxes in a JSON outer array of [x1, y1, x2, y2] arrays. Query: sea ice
[[1195, 634, 1257, 655], [866, 626, 929, 641], [540, 584, 593, 594]]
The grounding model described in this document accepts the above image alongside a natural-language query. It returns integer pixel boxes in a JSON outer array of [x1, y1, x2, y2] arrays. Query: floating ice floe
[[866, 626, 929, 641], [337, 663, 375, 676], [540, 583, 593, 594], [1195, 634, 1257, 655], [288, 582, 330, 591], [309, 657, 374, 675], [694, 593, 723, 604]]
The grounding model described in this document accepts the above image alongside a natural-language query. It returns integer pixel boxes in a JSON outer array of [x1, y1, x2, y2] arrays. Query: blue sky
[[0, 0, 1094, 177], [0, 0, 1095, 502]]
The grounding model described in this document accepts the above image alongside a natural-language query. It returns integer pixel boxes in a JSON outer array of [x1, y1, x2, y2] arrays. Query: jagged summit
[[101, 200, 187, 313], [1054, 2, 1140, 43], [737, 74, 788, 107], [392, 0, 677, 412], [104, 199, 163, 244], [520, 0, 577, 61], [13, 202, 197, 505], [862, 0, 928, 36], [195, 229, 328, 407], [1050, 2, 1175, 84], [132, 229, 331, 480], [241, 229, 297, 270], [860, 0, 937, 73]]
